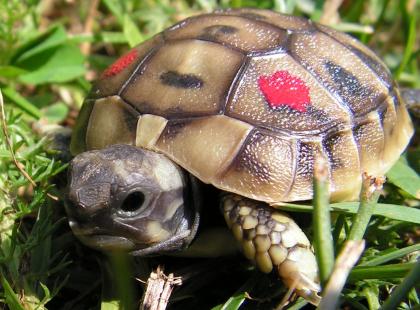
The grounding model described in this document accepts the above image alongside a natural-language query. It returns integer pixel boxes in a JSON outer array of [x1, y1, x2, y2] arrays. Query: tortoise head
[[66, 144, 200, 255]]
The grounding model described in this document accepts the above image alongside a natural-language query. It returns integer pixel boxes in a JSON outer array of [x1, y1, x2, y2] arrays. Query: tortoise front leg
[[221, 194, 321, 305]]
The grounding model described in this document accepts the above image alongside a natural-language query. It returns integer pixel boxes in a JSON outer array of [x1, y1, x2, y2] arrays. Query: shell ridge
[[352, 90, 396, 127], [349, 129, 362, 176], [352, 110, 385, 174], [223, 57, 251, 115], [216, 127, 256, 180], [216, 122, 255, 180], [94, 95, 143, 120], [118, 36, 165, 97], [280, 137, 299, 200], [321, 128, 362, 196]]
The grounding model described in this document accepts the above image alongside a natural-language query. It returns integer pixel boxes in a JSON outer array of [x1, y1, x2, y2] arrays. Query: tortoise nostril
[[120, 191, 145, 213]]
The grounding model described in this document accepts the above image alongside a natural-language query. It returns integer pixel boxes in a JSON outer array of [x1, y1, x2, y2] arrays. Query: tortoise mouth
[[78, 234, 136, 251], [69, 220, 136, 251]]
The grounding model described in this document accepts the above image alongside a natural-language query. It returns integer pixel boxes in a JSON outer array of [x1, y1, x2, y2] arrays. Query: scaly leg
[[221, 194, 321, 305]]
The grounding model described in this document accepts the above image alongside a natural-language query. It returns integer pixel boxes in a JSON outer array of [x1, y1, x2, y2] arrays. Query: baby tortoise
[[66, 8, 414, 305]]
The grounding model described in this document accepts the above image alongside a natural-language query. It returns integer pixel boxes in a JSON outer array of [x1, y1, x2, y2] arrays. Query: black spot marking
[[160, 71, 203, 89], [377, 104, 387, 127], [159, 119, 191, 140], [325, 60, 368, 99], [295, 142, 317, 181], [352, 122, 365, 142], [350, 48, 392, 88], [305, 105, 331, 124], [204, 25, 238, 35], [352, 122, 370, 154], [324, 60, 390, 115], [198, 25, 239, 42], [129, 101, 155, 115], [323, 133, 346, 170], [239, 12, 266, 20], [121, 105, 139, 133]]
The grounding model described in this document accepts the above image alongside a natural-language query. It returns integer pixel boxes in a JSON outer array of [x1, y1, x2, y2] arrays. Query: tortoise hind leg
[[221, 194, 321, 305]]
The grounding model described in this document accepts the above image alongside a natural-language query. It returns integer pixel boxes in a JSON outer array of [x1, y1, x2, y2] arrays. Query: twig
[[140, 266, 182, 310], [319, 240, 365, 309], [319, 0, 344, 25], [0, 89, 58, 201], [80, 0, 99, 56]]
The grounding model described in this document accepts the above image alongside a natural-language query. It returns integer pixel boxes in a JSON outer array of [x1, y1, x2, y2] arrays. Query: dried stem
[[319, 240, 365, 309], [80, 0, 99, 56], [319, 0, 344, 25], [140, 266, 182, 310]]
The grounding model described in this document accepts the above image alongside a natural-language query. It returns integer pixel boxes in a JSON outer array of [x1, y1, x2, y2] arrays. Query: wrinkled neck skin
[[66, 144, 200, 256]]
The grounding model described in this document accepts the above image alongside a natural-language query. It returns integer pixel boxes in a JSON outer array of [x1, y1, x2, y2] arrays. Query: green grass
[[0, 0, 419, 309]]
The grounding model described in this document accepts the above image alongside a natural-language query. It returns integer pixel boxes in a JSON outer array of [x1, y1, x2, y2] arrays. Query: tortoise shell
[[71, 8, 413, 203]]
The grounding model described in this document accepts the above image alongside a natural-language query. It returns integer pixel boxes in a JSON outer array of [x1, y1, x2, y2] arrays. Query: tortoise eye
[[120, 191, 146, 213]]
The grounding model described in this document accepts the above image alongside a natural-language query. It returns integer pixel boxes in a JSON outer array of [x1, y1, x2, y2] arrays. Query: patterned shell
[[71, 8, 413, 203]]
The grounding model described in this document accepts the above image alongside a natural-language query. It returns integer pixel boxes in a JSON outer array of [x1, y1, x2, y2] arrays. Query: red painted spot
[[258, 70, 310, 112], [101, 49, 138, 78]]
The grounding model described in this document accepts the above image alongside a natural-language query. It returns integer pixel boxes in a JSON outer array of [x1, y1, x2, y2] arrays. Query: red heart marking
[[258, 70, 311, 112]]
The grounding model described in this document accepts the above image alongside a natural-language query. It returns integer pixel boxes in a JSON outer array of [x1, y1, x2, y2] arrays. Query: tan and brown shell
[[71, 8, 413, 203]]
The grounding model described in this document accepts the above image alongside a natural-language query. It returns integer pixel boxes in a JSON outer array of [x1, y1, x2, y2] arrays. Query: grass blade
[[360, 244, 420, 267], [386, 158, 420, 199], [1, 86, 41, 119], [123, 14, 144, 47], [1, 276, 25, 310], [348, 174, 384, 241], [395, 6, 417, 78], [348, 263, 415, 282], [272, 201, 420, 224], [284, 298, 308, 310], [101, 300, 120, 310], [110, 252, 134, 310], [380, 261, 420, 310], [211, 292, 247, 310], [312, 157, 334, 287]]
